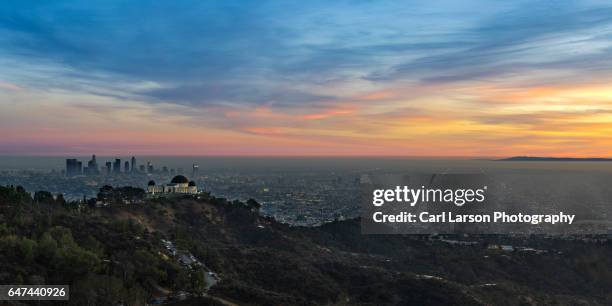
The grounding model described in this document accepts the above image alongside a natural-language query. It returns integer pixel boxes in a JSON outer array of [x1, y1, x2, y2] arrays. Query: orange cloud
[[301, 108, 354, 120], [359, 90, 395, 100]]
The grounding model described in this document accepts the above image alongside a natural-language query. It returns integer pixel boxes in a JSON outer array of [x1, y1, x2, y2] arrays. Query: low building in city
[[147, 175, 198, 197]]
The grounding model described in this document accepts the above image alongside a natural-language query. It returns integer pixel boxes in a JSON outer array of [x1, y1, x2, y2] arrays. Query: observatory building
[[146, 175, 198, 197]]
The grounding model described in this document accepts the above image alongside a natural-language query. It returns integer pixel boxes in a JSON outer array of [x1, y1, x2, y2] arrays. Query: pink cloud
[[0, 82, 21, 91]]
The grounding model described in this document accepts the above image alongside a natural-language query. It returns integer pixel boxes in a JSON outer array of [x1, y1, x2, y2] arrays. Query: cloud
[[139, 83, 338, 107], [4, 0, 612, 107], [368, 3, 612, 84], [0, 82, 21, 91], [470, 109, 612, 126]]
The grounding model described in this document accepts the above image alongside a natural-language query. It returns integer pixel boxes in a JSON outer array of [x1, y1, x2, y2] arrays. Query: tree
[[19, 238, 37, 263], [55, 194, 66, 205], [15, 186, 26, 194], [34, 191, 54, 204], [37, 232, 58, 261], [189, 267, 207, 295], [246, 198, 262, 211]]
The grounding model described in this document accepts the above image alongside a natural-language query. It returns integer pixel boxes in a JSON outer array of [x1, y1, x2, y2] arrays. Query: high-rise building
[[147, 161, 153, 174], [76, 161, 82, 175], [131, 156, 136, 172], [113, 159, 121, 174], [139, 165, 145, 172], [66, 159, 77, 177], [86, 154, 99, 175], [124, 161, 130, 173], [105, 162, 112, 175], [192, 163, 199, 178]]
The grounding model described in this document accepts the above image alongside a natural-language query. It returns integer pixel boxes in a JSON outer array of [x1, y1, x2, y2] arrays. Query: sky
[[1, 0, 612, 157]]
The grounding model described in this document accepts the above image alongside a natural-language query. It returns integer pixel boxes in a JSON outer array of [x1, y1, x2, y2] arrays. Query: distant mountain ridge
[[499, 156, 612, 161]]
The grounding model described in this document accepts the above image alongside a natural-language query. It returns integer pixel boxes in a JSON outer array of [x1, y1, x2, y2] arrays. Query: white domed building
[[147, 175, 198, 197]]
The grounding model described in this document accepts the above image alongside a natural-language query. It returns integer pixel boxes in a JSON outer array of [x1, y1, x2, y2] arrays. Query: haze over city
[[2, 1, 612, 156]]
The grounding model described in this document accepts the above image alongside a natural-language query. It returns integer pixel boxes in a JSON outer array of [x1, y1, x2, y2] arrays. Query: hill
[[0, 185, 611, 305]]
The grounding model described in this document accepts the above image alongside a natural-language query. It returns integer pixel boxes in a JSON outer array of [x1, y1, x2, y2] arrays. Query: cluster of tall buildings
[[65, 155, 200, 178], [66, 155, 140, 177]]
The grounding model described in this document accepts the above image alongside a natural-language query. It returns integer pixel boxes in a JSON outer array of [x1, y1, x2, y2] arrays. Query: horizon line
[[0, 154, 611, 159]]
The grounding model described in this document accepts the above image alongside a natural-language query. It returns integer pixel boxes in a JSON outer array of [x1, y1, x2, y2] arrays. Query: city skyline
[[2, 1, 612, 157], [62, 154, 202, 177]]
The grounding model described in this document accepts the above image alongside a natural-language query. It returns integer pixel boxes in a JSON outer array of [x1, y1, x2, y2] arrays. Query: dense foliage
[[0, 185, 610, 305]]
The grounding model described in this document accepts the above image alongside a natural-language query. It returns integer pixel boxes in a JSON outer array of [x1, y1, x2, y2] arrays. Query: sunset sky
[[1, 1, 612, 156]]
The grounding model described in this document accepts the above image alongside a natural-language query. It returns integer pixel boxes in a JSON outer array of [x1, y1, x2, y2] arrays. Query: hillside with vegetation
[[0, 185, 610, 305]]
